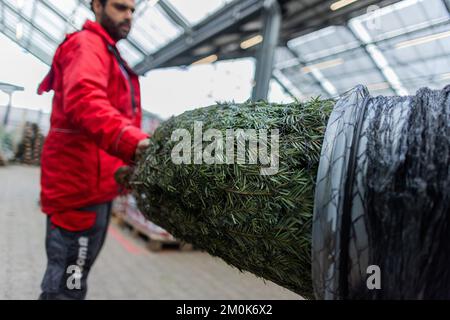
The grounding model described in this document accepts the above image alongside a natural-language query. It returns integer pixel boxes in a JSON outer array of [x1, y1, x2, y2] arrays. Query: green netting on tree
[[130, 99, 334, 298]]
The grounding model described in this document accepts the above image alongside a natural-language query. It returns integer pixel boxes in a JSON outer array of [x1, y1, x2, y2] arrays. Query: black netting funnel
[[312, 85, 450, 300]]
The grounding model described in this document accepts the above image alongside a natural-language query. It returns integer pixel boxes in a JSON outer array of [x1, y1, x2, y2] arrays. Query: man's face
[[94, 0, 135, 41]]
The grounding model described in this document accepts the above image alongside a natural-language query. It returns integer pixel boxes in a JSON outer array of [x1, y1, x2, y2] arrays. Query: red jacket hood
[[82, 20, 117, 47]]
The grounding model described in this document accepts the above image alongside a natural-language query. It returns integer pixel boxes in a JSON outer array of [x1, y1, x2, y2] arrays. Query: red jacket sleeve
[[61, 33, 148, 164]]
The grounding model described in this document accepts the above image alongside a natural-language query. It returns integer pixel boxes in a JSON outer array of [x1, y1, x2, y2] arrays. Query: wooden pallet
[[111, 213, 193, 252], [0, 154, 6, 166]]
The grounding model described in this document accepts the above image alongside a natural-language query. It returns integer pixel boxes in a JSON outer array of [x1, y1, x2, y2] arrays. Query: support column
[[3, 93, 12, 126], [252, 0, 282, 101]]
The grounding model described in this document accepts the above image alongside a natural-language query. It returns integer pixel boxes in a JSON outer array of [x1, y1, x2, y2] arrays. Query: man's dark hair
[[90, 0, 108, 12]]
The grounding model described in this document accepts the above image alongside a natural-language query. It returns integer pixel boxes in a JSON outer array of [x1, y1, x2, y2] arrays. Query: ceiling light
[[440, 73, 450, 80], [16, 23, 23, 40], [240, 35, 263, 50], [367, 82, 390, 91], [191, 54, 218, 66], [395, 30, 450, 49], [301, 58, 344, 73], [330, 0, 359, 11], [354, 0, 421, 23]]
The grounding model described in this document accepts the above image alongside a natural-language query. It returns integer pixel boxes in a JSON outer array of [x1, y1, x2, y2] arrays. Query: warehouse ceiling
[[275, 0, 450, 98], [0, 0, 234, 66], [1, 0, 450, 99]]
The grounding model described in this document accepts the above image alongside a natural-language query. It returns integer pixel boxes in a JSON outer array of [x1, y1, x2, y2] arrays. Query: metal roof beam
[[1, 0, 59, 44], [252, 0, 282, 101], [278, 17, 450, 70], [24, 1, 39, 53], [285, 47, 337, 98], [38, 0, 148, 57], [348, 20, 407, 95], [443, 0, 450, 14], [0, 19, 52, 65], [272, 69, 305, 100], [157, 0, 191, 32], [133, 0, 266, 75]]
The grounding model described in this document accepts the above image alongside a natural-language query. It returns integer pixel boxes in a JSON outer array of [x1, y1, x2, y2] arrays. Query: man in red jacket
[[37, 0, 148, 299]]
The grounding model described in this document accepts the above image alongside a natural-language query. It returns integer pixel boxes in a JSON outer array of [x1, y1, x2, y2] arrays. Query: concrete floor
[[0, 165, 301, 300]]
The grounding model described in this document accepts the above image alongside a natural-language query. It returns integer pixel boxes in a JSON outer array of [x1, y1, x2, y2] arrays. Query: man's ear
[[92, 0, 103, 17]]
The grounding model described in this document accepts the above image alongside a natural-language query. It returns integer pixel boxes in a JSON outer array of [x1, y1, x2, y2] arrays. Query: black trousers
[[39, 202, 112, 300]]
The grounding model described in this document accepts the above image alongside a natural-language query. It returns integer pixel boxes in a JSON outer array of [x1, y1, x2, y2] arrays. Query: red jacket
[[38, 21, 148, 230]]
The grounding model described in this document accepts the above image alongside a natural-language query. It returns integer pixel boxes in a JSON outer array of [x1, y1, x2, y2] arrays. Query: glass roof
[[166, 0, 233, 26], [276, 0, 450, 99], [0, 0, 233, 66], [1, 0, 450, 100]]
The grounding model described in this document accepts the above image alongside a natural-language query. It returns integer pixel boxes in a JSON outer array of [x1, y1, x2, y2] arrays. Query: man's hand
[[114, 166, 133, 187], [135, 138, 150, 161], [115, 138, 150, 187]]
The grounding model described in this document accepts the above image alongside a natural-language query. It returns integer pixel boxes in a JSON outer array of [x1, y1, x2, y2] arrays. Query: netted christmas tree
[[130, 99, 334, 298], [0, 126, 13, 166]]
